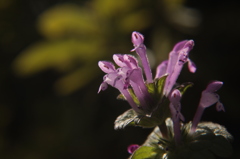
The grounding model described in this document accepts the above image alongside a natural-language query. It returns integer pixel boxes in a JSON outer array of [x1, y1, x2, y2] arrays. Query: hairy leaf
[[114, 109, 138, 129], [130, 146, 164, 159]]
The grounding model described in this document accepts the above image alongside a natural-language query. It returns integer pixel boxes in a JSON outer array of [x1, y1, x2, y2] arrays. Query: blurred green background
[[0, 0, 239, 158]]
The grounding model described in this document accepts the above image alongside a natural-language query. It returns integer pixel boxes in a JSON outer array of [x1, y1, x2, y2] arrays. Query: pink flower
[[191, 81, 224, 133], [98, 31, 196, 117]]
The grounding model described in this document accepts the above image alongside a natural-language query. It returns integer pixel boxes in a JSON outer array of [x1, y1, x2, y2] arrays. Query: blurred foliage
[[12, 0, 200, 95]]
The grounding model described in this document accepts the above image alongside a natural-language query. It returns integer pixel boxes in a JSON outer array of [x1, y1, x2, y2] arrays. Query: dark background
[[0, 0, 239, 158]]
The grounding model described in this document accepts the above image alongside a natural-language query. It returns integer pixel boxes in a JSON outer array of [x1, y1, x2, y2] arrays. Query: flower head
[[98, 31, 195, 118]]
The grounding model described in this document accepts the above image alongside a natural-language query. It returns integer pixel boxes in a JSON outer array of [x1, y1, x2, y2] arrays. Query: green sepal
[[175, 82, 193, 95], [155, 74, 168, 98], [146, 74, 168, 100], [146, 82, 155, 95], [130, 146, 164, 159], [116, 88, 140, 105], [116, 93, 125, 100]]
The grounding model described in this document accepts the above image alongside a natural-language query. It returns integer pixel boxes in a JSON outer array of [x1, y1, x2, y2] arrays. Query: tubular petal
[[169, 89, 182, 145], [164, 40, 194, 95], [191, 81, 224, 133], [127, 68, 153, 111]]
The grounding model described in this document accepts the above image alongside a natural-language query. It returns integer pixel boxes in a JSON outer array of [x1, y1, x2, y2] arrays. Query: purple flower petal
[[103, 72, 122, 88], [131, 31, 144, 50], [199, 91, 219, 108], [131, 32, 153, 83], [173, 40, 189, 52], [97, 82, 108, 93], [117, 67, 147, 110], [168, 89, 184, 121], [155, 60, 168, 79], [113, 54, 127, 67], [205, 81, 223, 92], [164, 40, 194, 96], [116, 67, 132, 89], [169, 89, 181, 104], [169, 89, 182, 145], [216, 101, 225, 112], [127, 144, 139, 154], [127, 68, 153, 113], [123, 54, 139, 69], [166, 40, 188, 76], [199, 81, 223, 108], [191, 81, 224, 133], [98, 61, 116, 73], [103, 72, 141, 113], [187, 58, 197, 73]]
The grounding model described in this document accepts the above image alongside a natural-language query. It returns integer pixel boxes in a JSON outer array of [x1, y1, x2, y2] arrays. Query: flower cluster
[[98, 31, 231, 159], [98, 32, 196, 116]]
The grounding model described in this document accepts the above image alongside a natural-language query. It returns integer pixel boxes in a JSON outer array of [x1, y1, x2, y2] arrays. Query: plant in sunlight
[[12, 0, 201, 95], [98, 31, 233, 159]]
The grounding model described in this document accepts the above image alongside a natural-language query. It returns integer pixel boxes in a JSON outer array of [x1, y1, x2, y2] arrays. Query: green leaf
[[192, 122, 233, 158], [197, 122, 233, 141], [142, 127, 162, 147], [37, 4, 99, 39], [209, 135, 233, 157], [130, 146, 164, 159], [114, 109, 138, 129]]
